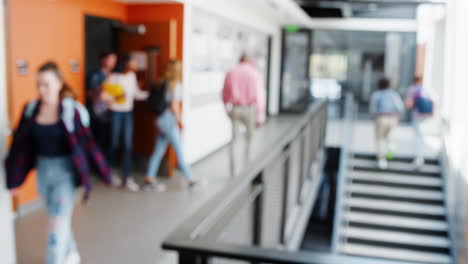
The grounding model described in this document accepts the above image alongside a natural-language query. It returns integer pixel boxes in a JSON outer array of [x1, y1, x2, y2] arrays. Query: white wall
[[181, 0, 283, 164], [0, 2, 17, 263], [423, 0, 468, 258]]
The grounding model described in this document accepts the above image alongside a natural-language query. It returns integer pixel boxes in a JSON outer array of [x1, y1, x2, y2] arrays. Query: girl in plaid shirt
[[5, 62, 112, 264]]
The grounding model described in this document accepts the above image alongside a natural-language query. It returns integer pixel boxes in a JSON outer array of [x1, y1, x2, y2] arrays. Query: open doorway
[[85, 15, 120, 76]]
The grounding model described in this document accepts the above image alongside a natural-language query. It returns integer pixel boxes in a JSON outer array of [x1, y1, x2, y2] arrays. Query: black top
[[31, 122, 70, 157]]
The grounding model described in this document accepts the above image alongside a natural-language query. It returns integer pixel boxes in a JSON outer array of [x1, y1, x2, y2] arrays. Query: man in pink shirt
[[223, 53, 266, 177]]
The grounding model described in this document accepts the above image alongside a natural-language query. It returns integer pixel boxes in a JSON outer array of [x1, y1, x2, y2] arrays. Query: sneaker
[[123, 178, 140, 192], [413, 159, 425, 170], [66, 252, 81, 264], [386, 151, 395, 160], [143, 180, 167, 192], [188, 180, 199, 188], [378, 159, 388, 170], [111, 175, 122, 187]]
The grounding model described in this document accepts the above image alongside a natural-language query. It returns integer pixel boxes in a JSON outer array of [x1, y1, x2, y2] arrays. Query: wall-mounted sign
[[70, 59, 80, 73], [16, 60, 28, 75], [131, 51, 148, 71], [285, 25, 299, 33]]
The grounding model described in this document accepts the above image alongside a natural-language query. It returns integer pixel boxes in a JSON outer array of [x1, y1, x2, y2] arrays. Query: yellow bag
[[103, 82, 126, 104]]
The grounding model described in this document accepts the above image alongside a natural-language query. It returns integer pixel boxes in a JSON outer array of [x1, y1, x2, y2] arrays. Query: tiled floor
[[327, 119, 442, 159]]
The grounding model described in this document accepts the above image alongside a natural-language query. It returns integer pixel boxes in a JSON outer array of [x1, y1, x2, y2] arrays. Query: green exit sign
[[285, 25, 299, 33]]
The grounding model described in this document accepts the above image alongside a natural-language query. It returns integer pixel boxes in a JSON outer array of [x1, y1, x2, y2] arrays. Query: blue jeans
[[37, 156, 77, 264], [91, 114, 110, 158], [109, 111, 133, 181], [413, 115, 427, 162], [147, 111, 191, 179]]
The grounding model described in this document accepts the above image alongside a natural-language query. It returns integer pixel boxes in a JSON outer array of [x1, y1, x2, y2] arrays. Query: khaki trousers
[[229, 105, 255, 177], [375, 115, 399, 160]]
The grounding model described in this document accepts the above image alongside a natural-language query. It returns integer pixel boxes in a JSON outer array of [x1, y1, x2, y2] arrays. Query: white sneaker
[[124, 178, 140, 192], [66, 252, 81, 264], [413, 159, 425, 170], [144, 181, 167, 192], [111, 175, 122, 187], [378, 159, 388, 170]]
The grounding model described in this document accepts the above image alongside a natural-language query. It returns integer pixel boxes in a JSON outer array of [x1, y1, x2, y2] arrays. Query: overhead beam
[[295, 0, 446, 6], [303, 18, 418, 32]]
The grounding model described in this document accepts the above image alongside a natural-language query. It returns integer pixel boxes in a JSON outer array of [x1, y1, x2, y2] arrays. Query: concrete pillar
[[384, 33, 402, 89], [0, 1, 17, 263], [362, 59, 372, 101]]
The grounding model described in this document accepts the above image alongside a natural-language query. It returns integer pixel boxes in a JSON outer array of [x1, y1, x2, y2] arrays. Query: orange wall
[[416, 44, 426, 78], [126, 4, 184, 175], [7, 0, 127, 208], [127, 3, 184, 61], [7, 1, 184, 208]]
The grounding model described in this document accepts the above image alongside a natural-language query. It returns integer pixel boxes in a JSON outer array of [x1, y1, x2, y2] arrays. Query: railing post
[[280, 147, 290, 245], [298, 130, 306, 205], [252, 173, 264, 264], [179, 252, 211, 264], [253, 173, 264, 247]]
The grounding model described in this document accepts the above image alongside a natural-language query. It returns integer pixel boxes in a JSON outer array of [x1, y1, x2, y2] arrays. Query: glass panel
[[261, 155, 287, 247], [281, 31, 311, 112], [218, 190, 254, 245], [310, 30, 416, 120]]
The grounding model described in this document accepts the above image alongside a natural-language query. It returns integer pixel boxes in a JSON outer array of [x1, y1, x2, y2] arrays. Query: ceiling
[[116, 0, 183, 3], [293, 0, 436, 19], [113, 0, 421, 32]]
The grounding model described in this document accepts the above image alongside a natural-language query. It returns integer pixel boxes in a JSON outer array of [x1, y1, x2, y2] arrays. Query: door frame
[[0, 1, 17, 263], [266, 35, 273, 118], [279, 28, 312, 113]]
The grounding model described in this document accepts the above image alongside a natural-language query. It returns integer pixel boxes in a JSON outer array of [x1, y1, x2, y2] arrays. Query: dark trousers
[[91, 115, 110, 159], [109, 111, 133, 181]]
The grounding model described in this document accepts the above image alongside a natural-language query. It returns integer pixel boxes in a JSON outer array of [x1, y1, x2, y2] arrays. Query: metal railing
[[162, 101, 329, 264], [331, 93, 356, 253]]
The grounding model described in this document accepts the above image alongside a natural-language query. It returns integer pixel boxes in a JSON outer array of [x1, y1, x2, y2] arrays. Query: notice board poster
[[185, 8, 269, 164]]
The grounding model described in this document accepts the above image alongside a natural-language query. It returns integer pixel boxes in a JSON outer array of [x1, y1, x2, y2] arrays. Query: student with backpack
[[369, 78, 404, 169], [5, 62, 112, 264], [405, 76, 434, 169], [144, 60, 196, 191]]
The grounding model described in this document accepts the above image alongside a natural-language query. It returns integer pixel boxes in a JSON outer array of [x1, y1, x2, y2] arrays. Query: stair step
[[340, 243, 452, 264], [341, 226, 450, 248], [347, 184, 444, 201], [352, 159, 441, 175], [345, 198, 445, 216], [351, 171, 443, 188], [353, 153, 439, 165], [343, 211, 449, 232]]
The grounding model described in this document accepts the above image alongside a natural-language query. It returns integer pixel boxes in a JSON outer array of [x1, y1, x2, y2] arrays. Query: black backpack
[[147, 81, 168, 116]]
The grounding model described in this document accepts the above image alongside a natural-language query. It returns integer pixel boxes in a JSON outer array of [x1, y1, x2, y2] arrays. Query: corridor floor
[[14, 117, 440, 263], [14, 114, 305, 264]]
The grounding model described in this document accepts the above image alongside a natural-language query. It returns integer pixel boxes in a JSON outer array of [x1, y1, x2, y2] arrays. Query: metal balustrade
[[162, 101, 330, 264]]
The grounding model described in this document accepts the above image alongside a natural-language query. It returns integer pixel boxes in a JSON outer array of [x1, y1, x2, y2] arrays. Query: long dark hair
[[38, 62, 76, 100], [117, 54, 133, 73]]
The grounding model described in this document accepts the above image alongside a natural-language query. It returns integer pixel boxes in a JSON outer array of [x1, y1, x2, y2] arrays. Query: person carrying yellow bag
[[102, 82, 126, 104], [100, 54, 149, 192]]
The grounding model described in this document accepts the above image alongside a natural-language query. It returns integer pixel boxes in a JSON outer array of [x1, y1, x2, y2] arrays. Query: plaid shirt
[[4, 98, 112, 196]]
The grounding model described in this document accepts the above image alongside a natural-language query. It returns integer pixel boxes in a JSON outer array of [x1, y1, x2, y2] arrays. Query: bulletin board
[[184, 8, 269, 164]]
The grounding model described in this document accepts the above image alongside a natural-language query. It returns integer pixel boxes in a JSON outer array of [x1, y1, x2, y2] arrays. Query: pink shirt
[[222, 62, 266, 122]]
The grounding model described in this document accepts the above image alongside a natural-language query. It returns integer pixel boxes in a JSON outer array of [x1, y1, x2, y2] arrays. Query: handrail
[[162, 100, 329, 263], [331, 93, 356, 252]]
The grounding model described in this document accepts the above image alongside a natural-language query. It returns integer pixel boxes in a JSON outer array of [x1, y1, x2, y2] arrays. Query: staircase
[[335, 153, 454, 264]]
